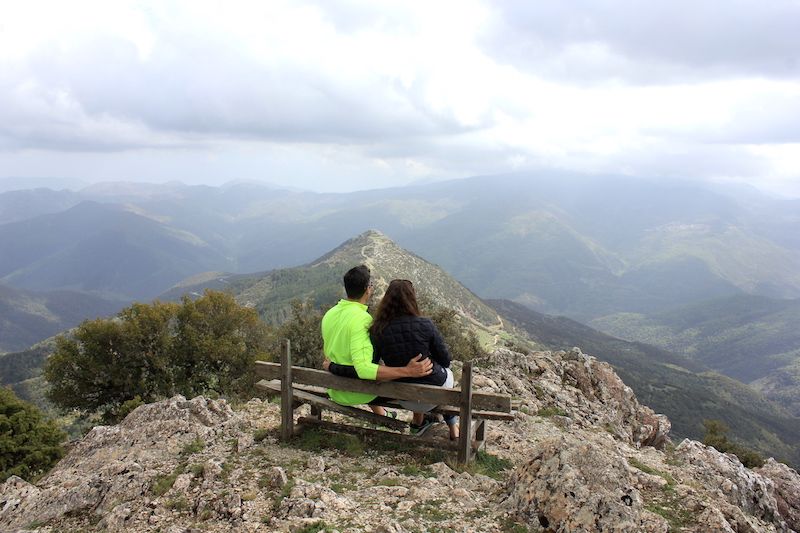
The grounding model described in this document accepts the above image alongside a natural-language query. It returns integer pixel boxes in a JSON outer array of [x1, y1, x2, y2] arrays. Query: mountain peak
[[169, 231, 503, 331]]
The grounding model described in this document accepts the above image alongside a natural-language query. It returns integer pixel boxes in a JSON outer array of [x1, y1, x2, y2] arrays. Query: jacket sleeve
[[350, 315, 379, 380], [428, 319, 452, 368], [327, 361, 359, 379]]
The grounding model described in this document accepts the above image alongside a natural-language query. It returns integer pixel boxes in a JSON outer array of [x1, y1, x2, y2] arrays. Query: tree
[[276, 300, 326, 368], [45, 301, 179, 416], [44, 291, 272, 420], [0, 387, 65, 482], [173, 291, 272, 397]]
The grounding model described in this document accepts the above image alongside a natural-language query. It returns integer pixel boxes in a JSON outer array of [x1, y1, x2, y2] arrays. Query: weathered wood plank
[[457, 361, 474, 464], [258, 380, 408, 430], [256, 379, 515, 421], [254, 361, 511, 412]]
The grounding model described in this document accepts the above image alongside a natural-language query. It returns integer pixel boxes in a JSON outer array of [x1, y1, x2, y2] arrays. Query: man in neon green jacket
[[322, 265, 431, 409]]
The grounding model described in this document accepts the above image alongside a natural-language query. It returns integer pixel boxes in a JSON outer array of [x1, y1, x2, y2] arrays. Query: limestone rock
[[480, 348, 671, 449], [756, 458, 800, 531], [0, 395, 235, 531], [504, 434, 667, 532], [675, 439, 786, 530]]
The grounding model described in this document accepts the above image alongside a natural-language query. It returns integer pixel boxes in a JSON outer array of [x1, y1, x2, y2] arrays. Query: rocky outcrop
[[675, 439, 786, 530], [0, 396, 236, 531], [505, 433, 667, 532], [2, 349, 798, 532], [757, 458, 800, 531], [473, 347, 671, 449]]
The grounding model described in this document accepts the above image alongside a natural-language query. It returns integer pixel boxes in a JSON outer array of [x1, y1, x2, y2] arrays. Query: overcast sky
[[1, 0, 799, 196]]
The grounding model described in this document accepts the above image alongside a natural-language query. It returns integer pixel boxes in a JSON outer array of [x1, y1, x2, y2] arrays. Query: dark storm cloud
[[482, 0, 800, 83]]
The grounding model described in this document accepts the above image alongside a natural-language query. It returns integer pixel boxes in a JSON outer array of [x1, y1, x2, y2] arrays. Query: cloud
[[481, 0, 800, 84], [0, 0, 798, 196]]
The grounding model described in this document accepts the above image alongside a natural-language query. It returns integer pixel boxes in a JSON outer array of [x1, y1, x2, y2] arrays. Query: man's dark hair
[[344, 265, 371, 299]]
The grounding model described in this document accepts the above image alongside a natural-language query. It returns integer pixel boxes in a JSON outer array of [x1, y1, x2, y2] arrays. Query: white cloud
[[0, 0, 798, 196]]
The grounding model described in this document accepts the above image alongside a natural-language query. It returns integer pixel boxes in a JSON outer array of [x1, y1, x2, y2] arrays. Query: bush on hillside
[[420, 302, 485, 362], [44, 291, 272, 420], [276, 300, 326, 368], [0, 387, 66, 482], [702, 419, 766, 468]]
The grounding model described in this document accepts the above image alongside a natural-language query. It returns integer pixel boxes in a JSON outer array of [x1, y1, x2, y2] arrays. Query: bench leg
[[472, 419, 486, 456], [280, 339, 294, 441], [457, 362, 474, 465], [310, 404, 323, 421]]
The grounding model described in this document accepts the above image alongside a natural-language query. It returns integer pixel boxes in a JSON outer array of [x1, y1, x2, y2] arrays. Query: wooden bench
[[254, 339, 514, 464]]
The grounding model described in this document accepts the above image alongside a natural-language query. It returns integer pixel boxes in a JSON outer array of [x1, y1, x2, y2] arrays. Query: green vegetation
[[591, 295, 800, 385], [536, 406, 568, 418], [292, 427, 364, 457], [43, 290, 272, 420], [294, 521, 337, 533], [0, 387, 66, 482], [422, 301, 486, 362], [492, 299, 800, 468], [275, 299, 325, 368], [180, 438, 206, 457], [151, 467, 182, 496], [702, 419, 765, 468], [252, 428, 270, 443]]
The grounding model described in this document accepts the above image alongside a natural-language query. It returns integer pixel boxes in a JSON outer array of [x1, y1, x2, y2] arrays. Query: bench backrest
[[254, 361, 511, 413]]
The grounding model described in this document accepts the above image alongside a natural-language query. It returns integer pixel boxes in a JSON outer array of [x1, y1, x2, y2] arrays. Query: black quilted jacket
[[328, 315, 451, 386]]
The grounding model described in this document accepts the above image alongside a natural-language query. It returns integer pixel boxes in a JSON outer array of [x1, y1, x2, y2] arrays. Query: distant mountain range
[[1, 174, 798, 318], [1, 174, 799, 422], [0, 283, 124, 353], [591, 294, 800, 416]]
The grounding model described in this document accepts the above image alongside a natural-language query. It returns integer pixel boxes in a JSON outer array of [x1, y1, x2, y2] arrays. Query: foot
[[409, 418, 435, 436]]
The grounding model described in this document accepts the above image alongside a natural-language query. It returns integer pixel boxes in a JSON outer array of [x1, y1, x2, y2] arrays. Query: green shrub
[[0, 387, 66, 482], [44, 291, 272, 418], [702, 419, 765, 468]]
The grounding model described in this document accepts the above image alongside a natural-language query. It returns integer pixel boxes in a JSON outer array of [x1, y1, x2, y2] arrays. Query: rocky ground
[[2, 348, 799, 532]]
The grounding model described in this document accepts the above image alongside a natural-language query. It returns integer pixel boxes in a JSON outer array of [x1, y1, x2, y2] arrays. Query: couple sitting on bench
[[321, 265, 460, 440]]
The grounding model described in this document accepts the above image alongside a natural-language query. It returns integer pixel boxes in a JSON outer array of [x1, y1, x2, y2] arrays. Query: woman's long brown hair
[[370, 279, 420, 336]]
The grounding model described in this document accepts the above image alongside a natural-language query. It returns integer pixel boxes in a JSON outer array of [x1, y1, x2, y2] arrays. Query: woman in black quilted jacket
[[369, 279, 459, 439], [327, 278, 459, 439]]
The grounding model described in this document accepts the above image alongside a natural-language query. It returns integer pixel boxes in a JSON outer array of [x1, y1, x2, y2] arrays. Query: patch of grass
[[455, 450, 513, 481], [151, 468, 181, 497], [271, 478, 296, 511], [400, 464, 435, 477], [295, 521, 337, 533], [242, 491, 258, 501], [188, 463, 205, 477], [292, 427, 364, 456], [536, 406, 568, 417], [253, 428, 270, 442], [646, 503, 693, 530], [628, 458, 676, 486], [407, 498, 451, 522], [180, 438, 205, 456], [330, 481, 357, 493], [500, 517, 535, 533], [166, 496, 189, 512]]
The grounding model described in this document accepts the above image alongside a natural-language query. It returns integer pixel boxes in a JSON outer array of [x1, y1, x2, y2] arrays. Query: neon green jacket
[[321, 299, 378, 405]]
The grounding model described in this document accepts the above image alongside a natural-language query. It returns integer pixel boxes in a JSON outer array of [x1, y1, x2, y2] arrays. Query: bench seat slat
[[257, 379, 515, 421], [256, 379, 408, 430], [255, 361, 511, 413]]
